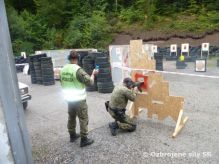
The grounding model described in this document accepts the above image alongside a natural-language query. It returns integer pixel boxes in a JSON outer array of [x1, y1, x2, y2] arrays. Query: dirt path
[[112, 32, 219, 47]]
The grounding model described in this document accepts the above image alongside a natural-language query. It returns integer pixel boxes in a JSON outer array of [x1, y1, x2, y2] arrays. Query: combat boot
[[80, 137, 94, 147], [109, 122, 119, 136], [127, 124, 137, 132], [70, 133, 80, 142]]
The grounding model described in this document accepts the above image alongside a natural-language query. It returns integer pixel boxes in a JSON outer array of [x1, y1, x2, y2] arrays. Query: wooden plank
[[165, 96, 184, 121], [172, 116, 189, 138], [127, 40, 188, 138], [129, 40, 155, 69]]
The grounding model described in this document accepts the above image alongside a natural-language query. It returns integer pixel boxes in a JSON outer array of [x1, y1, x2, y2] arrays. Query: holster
[[105, 101, 126, 122], [105, 101, 109, 112]]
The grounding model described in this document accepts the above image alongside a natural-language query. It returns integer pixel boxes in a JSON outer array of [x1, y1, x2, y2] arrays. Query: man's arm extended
[[76, 68, 95, 86], [124, 88, 137, 102]]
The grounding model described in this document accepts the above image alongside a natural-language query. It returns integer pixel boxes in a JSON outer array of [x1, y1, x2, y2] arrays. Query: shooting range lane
[[19, 41, 219, 163], [21, 72, 219, 163]]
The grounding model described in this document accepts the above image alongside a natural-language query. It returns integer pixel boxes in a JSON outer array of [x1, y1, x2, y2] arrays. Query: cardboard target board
[[202, 43, 209, 51], [126, 40, 188, 138], [21, 52, 26, 58], [128, 72, 188, 138], [152, 45, 158, 53], [181, 43, 189, 56], [201, 43, 210, 58], [170, 44, 177, 52], [170, 44, 177, 56], [129, 40, 155, 70], [195, 59, 206, 72]]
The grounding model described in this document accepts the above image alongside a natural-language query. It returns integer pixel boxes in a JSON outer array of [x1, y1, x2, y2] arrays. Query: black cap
[[123, 77, 134, 88], [68, 50, 78, 61]]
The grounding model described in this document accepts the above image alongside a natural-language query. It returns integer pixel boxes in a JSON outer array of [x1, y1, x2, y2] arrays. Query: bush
[[119, 8, 144, 24], [64, 11, 112, 49]]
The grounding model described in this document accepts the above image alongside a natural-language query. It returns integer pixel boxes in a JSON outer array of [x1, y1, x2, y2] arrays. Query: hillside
[[112, 31, 219, 47], [5, 0, 219, 54]]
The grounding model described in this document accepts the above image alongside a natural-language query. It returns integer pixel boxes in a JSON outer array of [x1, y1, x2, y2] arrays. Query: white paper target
[[170, 44, 177, 52], [21, 52, 26, 58], [152, 45, 157, 53], [23, 64, 29, 75], [181, 43, 189, 53], [116, 48, 121, 55], [195, 60, 206, 72], [35, 51, 42, 54], [202, 43, 209, 51]]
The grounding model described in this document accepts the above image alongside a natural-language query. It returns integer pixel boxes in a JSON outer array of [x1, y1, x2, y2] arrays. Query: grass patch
[[115, 11, 219, 35]]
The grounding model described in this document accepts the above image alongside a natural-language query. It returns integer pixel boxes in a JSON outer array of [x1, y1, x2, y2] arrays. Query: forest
[[5, 0, 219, 55]]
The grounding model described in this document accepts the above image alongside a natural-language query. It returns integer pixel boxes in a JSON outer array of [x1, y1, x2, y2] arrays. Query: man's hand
[[90, 69, 99, 82], [133, 86, 139, 92], [92, 69, 99, 76]]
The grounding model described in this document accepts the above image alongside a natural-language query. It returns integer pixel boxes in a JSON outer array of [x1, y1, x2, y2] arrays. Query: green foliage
[[34, 0, 70, 28], [119, 8, 144, 24], [188, 0, 199, 14], [42, 28, 63, 50], [5, 0, 219, 56], [6, 5, 47, 54], [64, 11, 112, 48]]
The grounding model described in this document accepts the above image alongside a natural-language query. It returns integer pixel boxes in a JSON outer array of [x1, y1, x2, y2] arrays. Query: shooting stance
[[105, 77, 140, 136], [60, 50, 98, 147]]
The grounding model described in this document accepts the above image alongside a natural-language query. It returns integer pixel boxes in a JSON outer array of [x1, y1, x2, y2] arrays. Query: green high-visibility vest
[[60, 64, 86, 101]]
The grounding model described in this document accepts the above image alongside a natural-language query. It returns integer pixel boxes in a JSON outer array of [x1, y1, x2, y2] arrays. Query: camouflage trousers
[[68, 100, 88, 137], [108, 108, 136, 131]]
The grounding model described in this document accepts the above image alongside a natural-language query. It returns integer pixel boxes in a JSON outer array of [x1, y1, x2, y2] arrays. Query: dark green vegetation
[[5, 0, 219, 55]]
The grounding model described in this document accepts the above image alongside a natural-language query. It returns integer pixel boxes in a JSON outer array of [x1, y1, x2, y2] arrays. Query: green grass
[[207, 57, 219, 68], [115, 11, 219, 35]]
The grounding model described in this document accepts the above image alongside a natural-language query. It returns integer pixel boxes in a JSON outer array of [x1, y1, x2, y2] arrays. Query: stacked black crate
[[82, 54, 97, 91], [29, 57, 37, 84], [33, 58, 43, 84], [15, 56, 28, 72], [41, 57, 55, 86], [29, 54, 47, 84], [95, 52, 114, 93], [77, 51, 89, 67], [154, 53, 163, 71]]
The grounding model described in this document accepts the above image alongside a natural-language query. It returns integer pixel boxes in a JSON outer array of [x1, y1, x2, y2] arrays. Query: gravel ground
[[17, 61, 219, 164]]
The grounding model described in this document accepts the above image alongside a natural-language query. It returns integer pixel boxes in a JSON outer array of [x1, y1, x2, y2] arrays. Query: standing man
[[60, 50, 98, 147], [106, 77, 138, 136]]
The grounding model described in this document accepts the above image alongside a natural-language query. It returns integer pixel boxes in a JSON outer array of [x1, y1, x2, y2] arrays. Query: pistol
[[132, 81, 144, 92]]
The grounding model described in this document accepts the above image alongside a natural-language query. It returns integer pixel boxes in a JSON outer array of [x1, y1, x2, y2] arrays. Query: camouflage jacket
[[109, 85, 136, 109], [76, 68, 94, 86]]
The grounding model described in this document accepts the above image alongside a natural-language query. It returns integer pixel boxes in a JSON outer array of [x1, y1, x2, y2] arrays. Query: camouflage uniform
[[109, 85, 137, 131], [63, 68, 93, 137]]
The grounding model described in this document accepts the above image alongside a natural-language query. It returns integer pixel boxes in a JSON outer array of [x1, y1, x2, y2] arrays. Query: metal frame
[[0, 1, 33, 163]]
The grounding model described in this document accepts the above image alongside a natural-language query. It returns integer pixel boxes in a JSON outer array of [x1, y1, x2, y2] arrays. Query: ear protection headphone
[[123, 78, 134, 88], [67, 54, 71, 61]]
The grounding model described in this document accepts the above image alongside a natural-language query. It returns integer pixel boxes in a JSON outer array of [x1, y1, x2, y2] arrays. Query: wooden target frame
[[127, 40, 188, 138], [128, 72, 188, 138]]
